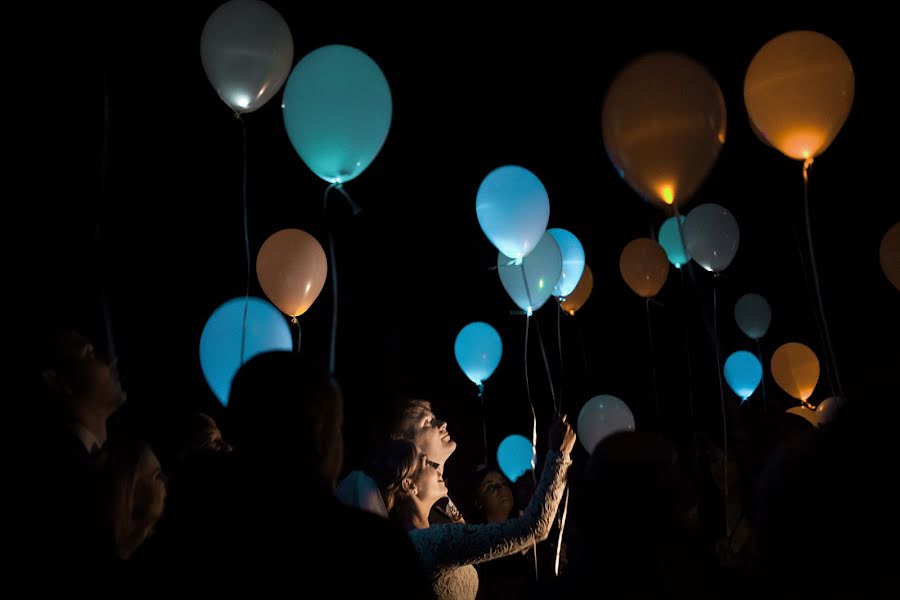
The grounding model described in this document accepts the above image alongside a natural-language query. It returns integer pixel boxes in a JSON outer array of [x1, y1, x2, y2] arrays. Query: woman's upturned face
[[412, 454, 447, 506], [409, 408, 456, 466]]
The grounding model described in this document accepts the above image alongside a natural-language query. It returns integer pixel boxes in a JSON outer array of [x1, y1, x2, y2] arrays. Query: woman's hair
[[364, 440, 423, 518], [387, 399, 432, 442]]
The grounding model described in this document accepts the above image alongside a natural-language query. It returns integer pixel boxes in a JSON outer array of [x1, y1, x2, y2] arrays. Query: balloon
[[477, 166, 550, 261], [734, 293, 772, 340], [200, 297, 292, 406], [200, 0, 293, 114], [683, 203, 740, 272], [454, 322, 503, 387], [577, 394, 635, 454], [282, 45, 392, 183], [786, 406, 819, 428], [548, 228, 585, 298], [771, 342, 820, 402], [602, 52, 726, 209], [619, 238, 669, 298], [815, 395, 846, 426], [256, 229, 328, 318], [744, 31, 854, 161], [724, 350, 763, 401], [497, 434, 536, 483], [659, 215, 691, 269], [881, 222, 900, 291], [561, 265, 593, 316], [497, 232, 561, 315]]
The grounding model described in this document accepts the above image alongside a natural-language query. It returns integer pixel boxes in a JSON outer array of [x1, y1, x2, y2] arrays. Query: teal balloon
[[497, 232, 562, 315], [200, 297, 292, 406], [659, 215, 691, 268], [282, 45, 392, 183], [454, 322, 502, 386], [497, 434, 535, 483], [734, 293, 772, 340], [724, 350, 763, 401], [476, 166, 550, 261], [548, 228, 585, 298]]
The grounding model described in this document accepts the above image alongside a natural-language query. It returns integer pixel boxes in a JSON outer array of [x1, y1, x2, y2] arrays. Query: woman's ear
[[401, 477, 417, 497]]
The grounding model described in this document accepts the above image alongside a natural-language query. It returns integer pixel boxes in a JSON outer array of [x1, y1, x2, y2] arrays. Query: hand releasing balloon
[[200, 297, 292, 406], [659, 216, 691, 269], [561, 265, 594, 316], [734, 293, 772, 340], [548, 228, 585, 298], [745, 31, 854, 161], [282, 45, 392, 183], [256, 229, 328, 318], [683, 203, 740, 273], [619, 238, 669, 298], [201, 0, 293, 114], [454, 322, 503, 387], [603, 52, 726, 209], [880, 222, 900, 291], [771, 342, 820, 402], [724, 350, 763, 401], [477, 166, 550, 261], [497, 435, 536, 483], [577, 395, 635, 454], [497, 232, 561, 315]]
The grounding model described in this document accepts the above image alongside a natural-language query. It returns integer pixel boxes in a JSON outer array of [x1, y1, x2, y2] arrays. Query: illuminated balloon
[[815, 395, 846, 426], [619, 238, 669, 298], [200, 297, 292, 406], [786, 406, 819, 428], [724, 350, 763, 401], [454, 322, 503, 387], [561, 265, 594, 316], [497, 434, 535, 483], [745, 31, 854, 161], [497, 232, 561, 315], [683, 203, 740, 273], [659, 215, 691, 268], [734, 293, 772, 340], [256, 229, 327, 318], [477, 166, 550, 261], [548, 228, 585, 298], [577, 395, 635, 454], [771, 342, 820, 402], [282, 45, 392, 183]]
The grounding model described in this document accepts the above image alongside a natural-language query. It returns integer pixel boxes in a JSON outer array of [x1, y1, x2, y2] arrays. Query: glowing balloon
[[476, 166, 550, 261], [734, 293, 772, 340], [200, 297, 292, 406], [786, 406, 819, 428], [815, 395, 846, 426], [619, 238, 669, 298], [548, 228, 585, 298], [771, 342, 820, 402], [881, 222, 900, 291], [561, 265, 593, 316], [282, 45, 392, 183], [497, 232, 561, 315], [745, 31, 854, 161], [724, 350, 763, 401], [256, 229, 327, 318], [683, 203, 740, 272], [602, 52, 726, 209], [454, 322, 503, 387], [659, 215, 691, 268], [497, 434, 536, 483], [577, 395, 635, 454], [200, 0, 293, 114]]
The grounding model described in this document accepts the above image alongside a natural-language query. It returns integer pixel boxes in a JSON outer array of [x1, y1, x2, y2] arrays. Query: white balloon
[[200, 0, 294, 114], [577, 395, 636, 454], [815, 395, 846, 426], [497, 232, 561, 315], [683, 203, 740, 272], [477, 166, 550, 261]]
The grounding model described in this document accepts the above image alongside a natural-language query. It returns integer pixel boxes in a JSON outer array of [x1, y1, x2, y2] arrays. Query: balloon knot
[[477, 383, 485, 397], [802, 158, 814, 183], [291, 316, 298, 325]]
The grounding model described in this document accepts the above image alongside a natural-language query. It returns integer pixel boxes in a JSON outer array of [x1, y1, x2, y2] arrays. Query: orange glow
[[658, 183, 675, 205], [770, 342, 820, 402], [774, 128, 827, 161]]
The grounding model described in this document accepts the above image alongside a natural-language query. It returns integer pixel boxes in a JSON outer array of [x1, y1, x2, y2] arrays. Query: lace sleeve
[[410, 451, 571, 570]]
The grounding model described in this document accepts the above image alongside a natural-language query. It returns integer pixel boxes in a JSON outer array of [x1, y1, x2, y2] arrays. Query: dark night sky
[[12, 3, 897, 481]]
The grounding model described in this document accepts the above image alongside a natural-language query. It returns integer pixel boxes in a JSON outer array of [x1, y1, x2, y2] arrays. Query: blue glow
[[199, 297, 293, 406], [724, 350, 763, 401], [577, 394, 635, 454], [454, 322, 502, 386], [282, 45, 392, 184], [734, 293, 772, 340], [476, 165, 550, 261], [548, 228, 586, 298], [658, 215, 691, 268], [497, 232, 561, 313], [497, 434, 535, 483]]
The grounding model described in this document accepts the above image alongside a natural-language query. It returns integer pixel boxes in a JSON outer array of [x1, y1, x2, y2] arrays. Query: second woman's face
[[413, 454, 447, 504]]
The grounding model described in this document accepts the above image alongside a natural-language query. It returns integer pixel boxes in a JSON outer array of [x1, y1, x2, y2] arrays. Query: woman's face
[[135, 448, 167, 529], [477, 471, 514, 520], [412, 454, 447, 506], [409, 408, 457, 466]]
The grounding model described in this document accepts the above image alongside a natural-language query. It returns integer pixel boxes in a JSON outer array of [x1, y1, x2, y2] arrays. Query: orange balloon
[[880, 222, 900, 291], [561, 264, 593, 316], [744, 31, 854, 161], [785, 406, 819, 428], [256, 229, 327, 318], [771, 342, 820, 401], [619, 238, 669, 298], [602, 52, 726, 210]]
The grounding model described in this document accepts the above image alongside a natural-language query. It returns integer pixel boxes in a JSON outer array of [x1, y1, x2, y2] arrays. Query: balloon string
[[756, 339, 767, 414], [802, 160, 842, 398], [323, 183, 339, 376], [554, 487, 570, 576], [645, 298, 660, 430], [478, 384, 488, 466], [535, 319, 559, 416], [294, 320, 301, 353], [524, 314, 539, 582], [713, 276, 729, 522], [238, 115, 251, 366], [679, 268, 698, 467], [556, 303, 564, 414]]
